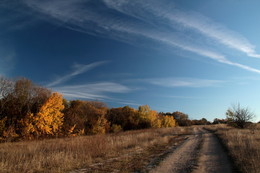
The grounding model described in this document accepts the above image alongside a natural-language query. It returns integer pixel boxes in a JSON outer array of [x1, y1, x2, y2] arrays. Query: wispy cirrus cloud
[[54, 82, 131, 94], [47, 61, 108, 87], [0, 1, 38, 33], [149, 34, 260, 74], [52, 82, 132, 100], [145, 78, 223, 88], [104, 0, 260, 58], [47, 61, 133, 102], [164, 95, 202, 99], [22, 0, 260, 74], [166, 11, 260, 58], [55, 83, 140, 106]]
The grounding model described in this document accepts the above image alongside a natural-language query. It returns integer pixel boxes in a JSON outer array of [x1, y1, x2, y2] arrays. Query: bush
[[0, 117, 6, 136], [110, 124, 122, 133], [226, 104, 255, 128]]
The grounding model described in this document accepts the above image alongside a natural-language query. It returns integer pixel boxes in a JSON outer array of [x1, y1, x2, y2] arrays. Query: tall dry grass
[[0, 127, 191, 173], [207, 124, 260, 173]]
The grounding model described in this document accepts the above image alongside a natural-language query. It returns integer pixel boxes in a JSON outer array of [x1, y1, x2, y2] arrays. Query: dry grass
[[206, 124, 260, 173], [0, 127, 192, 173]]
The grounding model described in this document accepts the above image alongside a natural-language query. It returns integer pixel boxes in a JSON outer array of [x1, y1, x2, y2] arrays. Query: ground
[[70, 127, 236, 173]]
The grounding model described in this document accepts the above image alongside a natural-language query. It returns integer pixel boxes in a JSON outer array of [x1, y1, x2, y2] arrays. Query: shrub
[[226, 103, 254, 128], [110, 124, 122, 133]]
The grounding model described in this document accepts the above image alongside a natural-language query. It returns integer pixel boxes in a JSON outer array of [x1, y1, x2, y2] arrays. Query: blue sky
[[1, 0, 260, 121]]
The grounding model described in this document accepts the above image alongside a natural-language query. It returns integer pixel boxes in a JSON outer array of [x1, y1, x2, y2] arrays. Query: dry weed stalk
[[208, 124, 260, 173], [0, 127, 190, 173]]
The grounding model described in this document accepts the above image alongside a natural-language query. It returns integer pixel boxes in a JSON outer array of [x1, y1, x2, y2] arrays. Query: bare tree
[[0, 77, 14, 118], [226, 103, 255, 128], [0, 77, 51, 134]]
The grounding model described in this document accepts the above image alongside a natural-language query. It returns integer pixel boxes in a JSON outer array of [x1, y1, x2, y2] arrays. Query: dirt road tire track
[[192, 130, 235, 173], [151, 127, 235, 173], [70, 127, 236, 173], [150, 127, 203, 173]]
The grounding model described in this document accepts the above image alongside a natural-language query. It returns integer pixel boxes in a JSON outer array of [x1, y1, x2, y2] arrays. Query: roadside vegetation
[[205, 105, 259, 173], [1, 76, 259, 173], [205, 124, 260, 173], [0, 127, 193, 173]]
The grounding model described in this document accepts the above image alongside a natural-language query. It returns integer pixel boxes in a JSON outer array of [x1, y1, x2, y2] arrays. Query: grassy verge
[[0, 127, 192, 173], [206, 124, 260, 173]]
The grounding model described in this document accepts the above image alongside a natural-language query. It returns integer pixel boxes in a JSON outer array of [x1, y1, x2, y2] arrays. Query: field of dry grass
[[206, 124, 260, 173], [0, 127, 192, 173], [4, 124, 258, 173]]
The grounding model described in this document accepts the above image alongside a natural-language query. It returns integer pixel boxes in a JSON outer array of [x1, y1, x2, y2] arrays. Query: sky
[[1, 0, 260, 122]]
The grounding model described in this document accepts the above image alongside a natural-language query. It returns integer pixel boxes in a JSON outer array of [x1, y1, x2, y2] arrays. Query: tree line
[[0, 77, 254, 141], [161, 111, 211, 126], [0, 77, 176, 141]]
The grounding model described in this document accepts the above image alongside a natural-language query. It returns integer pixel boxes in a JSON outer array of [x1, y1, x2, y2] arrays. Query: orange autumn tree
[[21, 92, 64, 137]]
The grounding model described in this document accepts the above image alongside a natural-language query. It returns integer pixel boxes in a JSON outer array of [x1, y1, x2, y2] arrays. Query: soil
[[150, 127, 234, 173], [70, 127, 235, 173], [192, 130, 233, 173], [150, 127, 203, 173]]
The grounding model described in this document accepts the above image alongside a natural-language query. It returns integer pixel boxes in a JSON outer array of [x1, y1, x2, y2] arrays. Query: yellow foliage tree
[[161, 115, 176, 127], [149, 110, 162, 128], [20, 92, 64, 137], [34, 92, 64, 136], [0, 117, 7, 136], [91, 115, 110, 134], [20, 113, 35, 138], [138, 105, 162, 128]]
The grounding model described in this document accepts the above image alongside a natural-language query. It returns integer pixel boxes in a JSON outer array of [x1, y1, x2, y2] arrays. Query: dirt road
[[151, 127, 234, 173], [70, 127, 235, 173], [192, 130, 233, 173]]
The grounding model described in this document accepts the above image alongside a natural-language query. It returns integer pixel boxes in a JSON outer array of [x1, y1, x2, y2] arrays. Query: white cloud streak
[[166, 12, 260, 58], [103, 0, 260, 58], [46, 61, 132, 102], [22, 0, 260, 74], [145, 78, 223, 88], [47, 61, 108, 87], [165, 95, 201, 99], [55, 82, 131, 93], [0, 1, 38, 32], [144, 33, 260, 74], [52, 82, 131, 100]]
